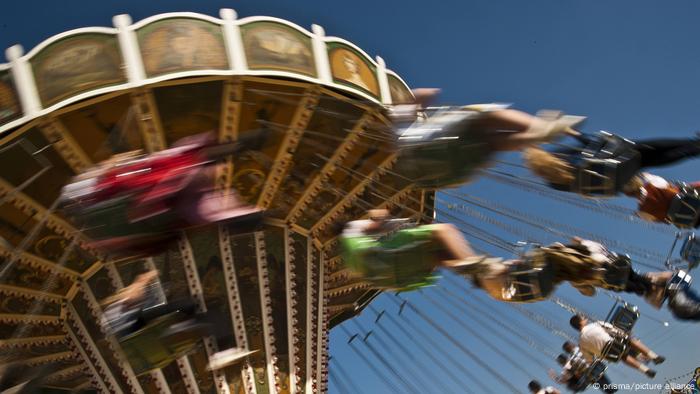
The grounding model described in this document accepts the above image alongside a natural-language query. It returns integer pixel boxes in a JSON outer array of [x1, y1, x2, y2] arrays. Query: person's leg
[[628, 338, 664, 363], [622, 355, 655, 377], [430, 223, 477, 263], [623, 270, 653, 296], [641, 271, 674, 309], [480, 109, 536, 132], [479, 110, 581, 151], [635, 137, 700, 168]]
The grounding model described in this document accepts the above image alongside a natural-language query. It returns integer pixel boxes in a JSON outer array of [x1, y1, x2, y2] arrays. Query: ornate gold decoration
[[257, 87, 320, 210]]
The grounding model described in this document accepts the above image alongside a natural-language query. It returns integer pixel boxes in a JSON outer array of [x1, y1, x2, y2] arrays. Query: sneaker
[[653, 356, 666, 365], [645, 369, 657, 378]]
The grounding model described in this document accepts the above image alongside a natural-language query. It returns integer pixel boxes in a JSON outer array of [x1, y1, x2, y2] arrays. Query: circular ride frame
[[0, 9, 435, 394]]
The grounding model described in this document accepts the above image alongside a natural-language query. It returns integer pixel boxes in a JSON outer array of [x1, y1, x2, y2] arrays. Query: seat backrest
[[504, 252, 555, 302], [578, 360, 607, 386], [119, 313, 199, 376], [668, 270, 693, 292], [396, 109, 491, 188], [668, 190, 700, 229], [609, 304, 639, 333], [600, 335, 629, 362], [119, 316, 176, 375], [680, 233, 700, 270], [573, 133, 641, 197], [576, 162, 617, 196]]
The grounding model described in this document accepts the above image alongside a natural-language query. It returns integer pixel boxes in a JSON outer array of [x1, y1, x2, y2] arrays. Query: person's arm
[[388, 88, 440, 124], [412, 88, 441, 108], [342, 219, 374, 238], [121, 271, 158, 306]]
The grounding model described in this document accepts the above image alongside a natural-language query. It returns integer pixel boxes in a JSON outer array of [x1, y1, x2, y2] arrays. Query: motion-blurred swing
[[571, 131, 641, 197]]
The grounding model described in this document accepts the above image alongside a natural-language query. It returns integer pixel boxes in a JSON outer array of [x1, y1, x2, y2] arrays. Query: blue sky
[[2, 1, 699, 393]]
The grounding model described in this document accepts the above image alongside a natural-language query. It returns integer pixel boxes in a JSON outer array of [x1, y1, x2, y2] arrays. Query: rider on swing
[[535, 236, 700, 322], [524, 132, 700, 195], [569, 314, 664, 378], [622, 172, 700, 228], [102, 270, 254, 372], [549, 341, 616, 393], [60, 132, 264, 258], [101, 271, 203, 339], [342, 209, 696, 318], [340, 209, 489, 291], [390, 89, 585, 189], [465, 237, 643, 302], [341, 210, 639, 302], [640, 270, 700, 322]]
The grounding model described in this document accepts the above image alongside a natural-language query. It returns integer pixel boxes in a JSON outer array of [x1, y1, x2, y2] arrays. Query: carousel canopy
[[0, 9, 434, 394]]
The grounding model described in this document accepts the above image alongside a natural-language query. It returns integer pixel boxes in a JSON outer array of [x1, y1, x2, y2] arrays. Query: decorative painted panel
[[153, 81, 223, 146], [387, 74, 414, 105], [327, 43, 378, 97], [241, 22, 316, 77], [138, 18, 229, 77], [0, 70, 21, 125], [31, 33, 125, 107]]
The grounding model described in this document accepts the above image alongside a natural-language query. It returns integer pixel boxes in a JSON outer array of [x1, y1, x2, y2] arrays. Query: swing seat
[[609, 303, 639, 333], [61, 146, 263, 257], [573, 132, 641, 197], [340, 223, 440, 291], [667, 270, 692, 293], [667, 187, 700, 229], [501, 251, 555, 302], [574, 360, 607, 391], [680, 233, 700, 270], [119, 312, 206, 376], [75, 194, 165, 241], [395, 108, 491, 189], [601, 333, 630, 362]]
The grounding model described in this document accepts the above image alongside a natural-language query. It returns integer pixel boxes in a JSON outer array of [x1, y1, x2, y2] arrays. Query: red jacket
[[638, 181, 700, 222]]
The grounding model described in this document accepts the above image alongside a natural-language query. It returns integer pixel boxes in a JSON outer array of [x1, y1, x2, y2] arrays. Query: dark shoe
[[653, 356, 665, 365], [645, 369, 656, 378]]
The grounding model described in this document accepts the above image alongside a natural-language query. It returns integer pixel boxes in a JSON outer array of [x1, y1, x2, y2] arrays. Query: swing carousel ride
[[0, 9, 433, 393], [0, 7, 698, 394]]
